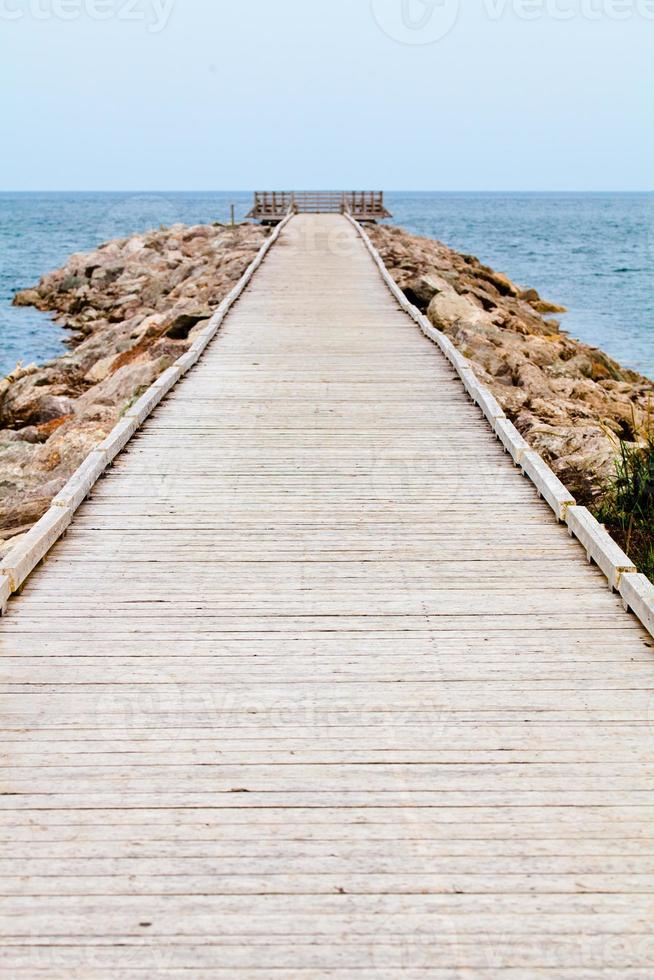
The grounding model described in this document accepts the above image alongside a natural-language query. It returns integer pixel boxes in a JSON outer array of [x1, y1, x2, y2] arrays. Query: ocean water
[[390, 192, 653, 380], [0, 191, 652, 379]]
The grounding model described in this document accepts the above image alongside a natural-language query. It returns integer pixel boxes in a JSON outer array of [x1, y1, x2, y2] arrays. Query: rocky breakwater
[[1, 222, 268, 548], [367, 224, 653, 503]]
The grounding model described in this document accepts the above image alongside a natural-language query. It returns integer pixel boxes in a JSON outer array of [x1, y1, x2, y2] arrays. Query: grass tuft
[[595, 420, 654, 582]]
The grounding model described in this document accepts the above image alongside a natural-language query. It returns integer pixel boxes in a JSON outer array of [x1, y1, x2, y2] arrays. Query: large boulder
[[0, 389, 75, 429], [404, 272, 453, 308], [164, 309, 212, 340], [428, 290, 493, 332], [12, 288, 41, 308]]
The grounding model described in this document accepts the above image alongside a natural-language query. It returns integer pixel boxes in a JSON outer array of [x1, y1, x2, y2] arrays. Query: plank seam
[[345, 213, 653, 637], [0, 211, 294, 605]]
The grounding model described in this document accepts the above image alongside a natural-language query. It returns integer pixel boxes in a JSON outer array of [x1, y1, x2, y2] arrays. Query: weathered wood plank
[[1, 214, 652, 975]]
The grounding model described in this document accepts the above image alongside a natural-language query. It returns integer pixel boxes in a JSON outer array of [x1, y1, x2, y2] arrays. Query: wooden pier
[[247, 190, 391, 223], [1, 214, 653, 976]]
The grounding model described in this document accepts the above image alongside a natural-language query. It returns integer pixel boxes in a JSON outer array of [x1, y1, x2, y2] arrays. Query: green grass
[[595, 428, 654, 582]]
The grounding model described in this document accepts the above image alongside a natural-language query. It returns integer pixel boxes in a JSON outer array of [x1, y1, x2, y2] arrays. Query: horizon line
[[1, 188, 652, 195]]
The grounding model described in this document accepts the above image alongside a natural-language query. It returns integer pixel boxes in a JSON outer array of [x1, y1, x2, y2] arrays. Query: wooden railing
[[247, 192, 294, 220], [247, 191, 391, 222], [342, 192, 390, 220]]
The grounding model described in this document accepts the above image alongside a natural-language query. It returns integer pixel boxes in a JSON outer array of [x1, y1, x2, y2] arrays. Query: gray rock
[[405, 273, 453, 308], [428, 291, 492, 332]]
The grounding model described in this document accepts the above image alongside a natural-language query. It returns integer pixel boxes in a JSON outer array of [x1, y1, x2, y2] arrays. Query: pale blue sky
[[2, 0, 652, 190]]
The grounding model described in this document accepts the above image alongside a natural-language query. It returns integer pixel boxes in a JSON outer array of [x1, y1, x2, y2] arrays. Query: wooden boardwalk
[[1, 214, 653, 977]]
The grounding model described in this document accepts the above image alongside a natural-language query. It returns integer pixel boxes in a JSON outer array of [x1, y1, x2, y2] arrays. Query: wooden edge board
[[0, 211, 294, 608], [189, 329, 217, 354], [456, 368, 507, 424], [415, 315, 468, 369], [0, 575, 10, 615], [0, 506, 74, 593], [619, 572, 654, 638], [123, 383, 166, 425], [50, 449, 109, 510], [474, 386, 506, 424], [520, 451, 576, 522], [566, 505, 638, 592], [346, 213, 651, 635], [152, 364, 183, 393], [494, 418, 531, 465], [175, 349, 202, 373], [95, 418, 139, 463], [458, 366, 478, 397]]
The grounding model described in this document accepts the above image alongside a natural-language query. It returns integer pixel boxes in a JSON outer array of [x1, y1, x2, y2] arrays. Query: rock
[[532, 298, 568, 315], [165, 310, 212, 340], [8, 362, 39, 383], [188, 319, 212, 342], [477, 267, 519, 298], [12, 288, 41, 308], [77, 358, 173, 413], [0, 532, 28, 557], [0, 495, 52, 531], [404, 273, 453, 308], [124, 238, 146, 255], [126, 313, 163, 342], [84, 354, 117, 384], [1, 391, 76, 429], [519, 287, 567, 314], [59, 275, 87, 292], [464, 285, 501, 312], [428, 291, 492, 332]]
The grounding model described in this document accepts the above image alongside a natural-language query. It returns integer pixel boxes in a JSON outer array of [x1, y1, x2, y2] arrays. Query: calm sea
[[0, 192, 651, 378]]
